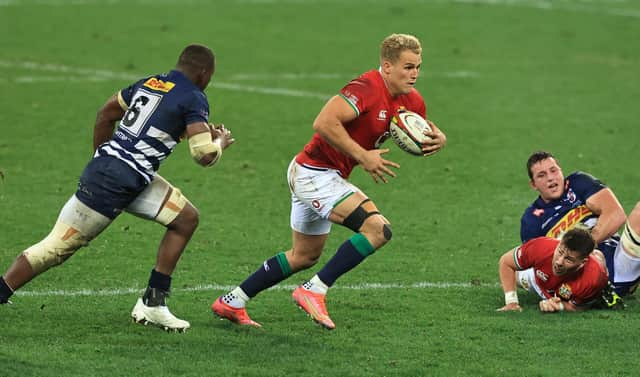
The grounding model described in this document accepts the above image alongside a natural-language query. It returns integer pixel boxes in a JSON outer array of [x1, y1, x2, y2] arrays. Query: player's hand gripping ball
[[389, 110, 432, 156]]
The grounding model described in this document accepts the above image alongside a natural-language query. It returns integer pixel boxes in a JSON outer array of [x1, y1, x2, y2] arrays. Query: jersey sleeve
[[339, 77, 371, 117], [567, 171, 607, 201], [183, 91, 210, 125], [520, 208, 542, 242], [513, 238, 542, 270], [118, 77, 147, 109]]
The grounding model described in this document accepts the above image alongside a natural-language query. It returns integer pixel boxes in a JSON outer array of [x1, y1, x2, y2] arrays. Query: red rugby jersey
[[515, 237, 608, 305]]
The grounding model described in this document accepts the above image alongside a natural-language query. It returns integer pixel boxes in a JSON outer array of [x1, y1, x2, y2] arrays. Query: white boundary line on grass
[[0, 60, 333, 100], [15, 281, 500, 297]]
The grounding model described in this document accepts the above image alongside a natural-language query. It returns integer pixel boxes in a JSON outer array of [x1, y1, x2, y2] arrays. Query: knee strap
[[23, 221, 91, 274], [622, 222, 640, 257], [342, 199, 379, 232], [156, 187, 189, 226]]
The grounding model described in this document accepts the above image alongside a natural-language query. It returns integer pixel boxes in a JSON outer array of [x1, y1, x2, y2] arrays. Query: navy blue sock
[[148, 269, 171, 292], [317, 233, 375, 287], [0, 277, 14, 304], [240, 252, 292, 298]]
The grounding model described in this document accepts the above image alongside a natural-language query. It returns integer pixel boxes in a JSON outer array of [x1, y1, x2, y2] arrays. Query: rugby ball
[[389, 110, 432, 156]]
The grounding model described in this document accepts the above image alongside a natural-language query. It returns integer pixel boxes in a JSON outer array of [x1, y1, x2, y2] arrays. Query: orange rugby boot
[[211, 297, 262, 328], [292, 286, 336, 330]]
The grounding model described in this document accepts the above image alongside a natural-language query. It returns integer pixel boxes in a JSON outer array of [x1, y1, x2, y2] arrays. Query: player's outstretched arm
[[497, 249, 522, 312], [94, 94, 126, 151]]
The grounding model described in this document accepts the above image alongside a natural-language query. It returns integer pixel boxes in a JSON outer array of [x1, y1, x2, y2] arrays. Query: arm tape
[[188, 132, 222, 167], [504, 291, 519, 305]]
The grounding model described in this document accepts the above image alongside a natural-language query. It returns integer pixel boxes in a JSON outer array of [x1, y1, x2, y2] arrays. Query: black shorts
[[75, 156, 148, 219]]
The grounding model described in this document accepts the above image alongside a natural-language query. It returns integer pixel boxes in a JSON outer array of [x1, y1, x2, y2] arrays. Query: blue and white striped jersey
[[520, 171, 611, 245], [95, 70, 209, 182]]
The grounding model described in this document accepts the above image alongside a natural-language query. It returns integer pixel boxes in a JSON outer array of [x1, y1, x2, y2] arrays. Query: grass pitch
[[1, 1, 640, 376]]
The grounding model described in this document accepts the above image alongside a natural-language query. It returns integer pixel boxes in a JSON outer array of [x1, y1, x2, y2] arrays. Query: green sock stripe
[[350, 233, 375, 257], [275, 252, 292, 277]]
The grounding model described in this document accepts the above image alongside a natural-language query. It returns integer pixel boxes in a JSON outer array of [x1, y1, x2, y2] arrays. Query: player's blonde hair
[[380, 34, 422, 63]]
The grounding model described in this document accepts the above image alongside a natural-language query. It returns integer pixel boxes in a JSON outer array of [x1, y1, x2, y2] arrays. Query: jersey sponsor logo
[[536, 269, 549, 282], [558, 284, 572, 300], [566, 189, 576, 203], [546, 205, 593, 239], [377, 110, 387, 121], [143, 77, 176, 92], [533, 208, 545, 217]]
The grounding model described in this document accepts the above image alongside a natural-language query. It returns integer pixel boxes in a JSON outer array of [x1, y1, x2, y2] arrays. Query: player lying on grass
[[498, 228, 609, 312], [212, 33, 446, 330], [0, 44, 234, 332], [521, 151, 638, 305]]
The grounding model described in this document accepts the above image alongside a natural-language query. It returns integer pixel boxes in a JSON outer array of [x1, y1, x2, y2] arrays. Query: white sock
[[221, 287, 250, 308], [303, 275, 329, 295]]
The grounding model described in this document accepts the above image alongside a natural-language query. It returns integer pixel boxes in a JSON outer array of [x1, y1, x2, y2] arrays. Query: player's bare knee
[[622, 216, 640, 258], [628, 202, 640, 233], [361, 220, 391, 249], [168, 203, 199, 235]]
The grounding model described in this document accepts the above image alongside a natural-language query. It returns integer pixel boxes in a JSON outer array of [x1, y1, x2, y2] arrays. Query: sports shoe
[[598, 281, 625, 310], [211, 297, 262, 328], [292, 286, 336, 330], [131, 287, 190, 333]]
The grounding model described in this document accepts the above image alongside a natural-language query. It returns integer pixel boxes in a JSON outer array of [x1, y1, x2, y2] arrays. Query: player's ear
[[381, 60, 393, 73], [528, 179, 537, 190]]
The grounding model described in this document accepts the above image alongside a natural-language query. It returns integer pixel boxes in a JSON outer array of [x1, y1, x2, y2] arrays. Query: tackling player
[[521, 151, 639, 302], [498, 228, 609, 312], [0, 44, 234, 332], [212, 34, 447, 329]]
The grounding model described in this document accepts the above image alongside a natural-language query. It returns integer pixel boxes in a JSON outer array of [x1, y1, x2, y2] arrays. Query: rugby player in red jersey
[[497, 228, 609, 312], [213, 34, 446, 329]]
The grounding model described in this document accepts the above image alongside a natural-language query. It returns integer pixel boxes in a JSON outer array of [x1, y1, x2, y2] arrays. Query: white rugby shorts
[[287, 159, 358, 235]]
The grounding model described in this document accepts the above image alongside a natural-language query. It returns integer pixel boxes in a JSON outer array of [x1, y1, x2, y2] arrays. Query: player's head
[[379, 34, 422, 97], [552, 227, 594, 276], [176, 44, 216, 91], [527, 150, 565, 202]]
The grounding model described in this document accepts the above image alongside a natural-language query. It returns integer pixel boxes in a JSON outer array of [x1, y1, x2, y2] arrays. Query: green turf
[[1, 1, 640, 376]]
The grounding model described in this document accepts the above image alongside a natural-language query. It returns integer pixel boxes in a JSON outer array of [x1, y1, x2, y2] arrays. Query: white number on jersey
[[120, 89, 163, 137]]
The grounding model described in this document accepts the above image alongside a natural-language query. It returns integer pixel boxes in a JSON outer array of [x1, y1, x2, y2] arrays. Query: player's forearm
[[93, 119, 116, 150], [498, 251, 519, 294], [499, 262, 518, 293], [592, 212, 626, 243], [93, 94, 125, 150]]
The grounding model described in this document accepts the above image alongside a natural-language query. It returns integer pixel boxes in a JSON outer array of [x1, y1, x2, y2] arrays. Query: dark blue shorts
[[75, 156, 148, 219]]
